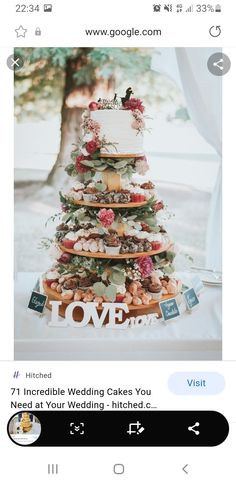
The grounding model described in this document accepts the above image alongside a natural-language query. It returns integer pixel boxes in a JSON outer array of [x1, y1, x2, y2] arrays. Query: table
[[14, 272, 222, 361]]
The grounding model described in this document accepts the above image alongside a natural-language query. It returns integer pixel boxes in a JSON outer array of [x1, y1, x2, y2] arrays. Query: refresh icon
[[209, 25, 221, 37]]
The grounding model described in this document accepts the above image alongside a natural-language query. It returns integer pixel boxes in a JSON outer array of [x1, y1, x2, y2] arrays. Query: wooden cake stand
[[59, 244, 172, 260], [69, 200, 148, 208], [43, 281, 180, 323], [100, 152, 144, 158]]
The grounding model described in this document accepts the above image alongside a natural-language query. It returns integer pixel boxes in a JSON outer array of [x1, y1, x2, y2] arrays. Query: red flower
[[85, 140, 98, 154], [137, 256, 154, 278], [123, 98, 145, 113], [75, 155, 90, 173], [61, 204, 69, 212], [137, 155, 147, 162], [153, 200, 164, 212], [98, 208, 115, 228], [57, 252, 72, 264], [88, 101, 99, 111]]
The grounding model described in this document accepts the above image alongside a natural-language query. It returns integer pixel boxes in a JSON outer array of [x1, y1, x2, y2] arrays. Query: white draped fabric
[[151, 48, 222, 270]]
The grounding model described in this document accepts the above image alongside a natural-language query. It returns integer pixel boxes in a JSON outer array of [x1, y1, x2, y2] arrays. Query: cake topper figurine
[[121, 87, 133, 106], [113, 92, 120, 109]]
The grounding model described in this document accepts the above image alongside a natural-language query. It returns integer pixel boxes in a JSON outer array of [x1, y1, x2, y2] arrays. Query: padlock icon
[[35, 27, 41, 36]]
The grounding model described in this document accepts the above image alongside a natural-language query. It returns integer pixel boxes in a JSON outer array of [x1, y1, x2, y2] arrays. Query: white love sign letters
[[48, 300, 159, 329]]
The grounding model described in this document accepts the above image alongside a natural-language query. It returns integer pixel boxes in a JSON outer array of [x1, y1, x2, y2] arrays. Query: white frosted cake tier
[[91, 109, 144, 157]]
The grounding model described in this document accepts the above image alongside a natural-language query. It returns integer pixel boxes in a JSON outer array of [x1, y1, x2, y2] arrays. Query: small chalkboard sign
[[28, 291, 47, 314], [159, 298, 180, 321], [183, 287, 199, 310]]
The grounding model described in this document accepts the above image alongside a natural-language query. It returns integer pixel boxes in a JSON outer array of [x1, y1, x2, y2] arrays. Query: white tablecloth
[[14, 272, 222, 361]]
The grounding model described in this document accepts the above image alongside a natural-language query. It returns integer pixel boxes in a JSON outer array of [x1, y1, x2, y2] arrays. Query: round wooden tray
[[43, 281, 178, 322], [100, 152, 144, 158], [59, 244, 171, 259], [69, 199, 148, 209], [43, 281, 162, 310]]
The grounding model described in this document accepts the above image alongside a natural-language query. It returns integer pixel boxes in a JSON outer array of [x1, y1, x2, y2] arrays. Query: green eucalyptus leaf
[[93, 160, 105, 167], [143, 216, 157, 226], [163, 264, 175, 274], [95, 182, 107, 191], [113, 160, 128, 169], [83, 171, 92, 181], [116, 158, 134, 163], [126, 166, 134, 179], [100, 158, 113, 164], [166, 251, 176, 263], [71, 151, 80, 160], [151, 226, 160, 233], [118, 168, 128, 175], [111, 265, 123, 273], [96, 165, 107, 171], [98, 227, 106, 235], [80, 160, 95, 167], [59, 191, 67, 204], [62, 213, 72, 223], [65, 163, 77, 176], [105, 285, 117, 302], [91, 152, 100, 160], [93, 281, 106, 296], [109, 270, 126, 285], [154, 255, 161, 264]]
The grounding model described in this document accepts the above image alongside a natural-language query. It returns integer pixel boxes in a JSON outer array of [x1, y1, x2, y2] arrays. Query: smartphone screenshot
[[0, 0, 235, 483]]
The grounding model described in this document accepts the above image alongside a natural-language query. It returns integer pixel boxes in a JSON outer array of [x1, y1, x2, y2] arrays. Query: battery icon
[[215, 4, 221, 12]]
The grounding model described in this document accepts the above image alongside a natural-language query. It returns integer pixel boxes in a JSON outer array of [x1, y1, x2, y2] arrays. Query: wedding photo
[[14, 47, 222, 361]]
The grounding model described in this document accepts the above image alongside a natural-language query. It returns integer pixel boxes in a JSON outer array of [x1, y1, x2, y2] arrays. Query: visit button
[[168, 372, 225, 395]]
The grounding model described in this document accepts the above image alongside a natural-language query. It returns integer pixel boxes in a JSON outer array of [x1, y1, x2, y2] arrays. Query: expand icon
[[69, 422, 85, 435]]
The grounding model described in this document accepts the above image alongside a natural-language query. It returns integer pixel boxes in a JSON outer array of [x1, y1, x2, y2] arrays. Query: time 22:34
[[16, 4, 40, 12]]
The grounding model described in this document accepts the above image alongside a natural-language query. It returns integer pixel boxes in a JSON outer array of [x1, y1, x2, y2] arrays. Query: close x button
[[8, 411, 229, 447]]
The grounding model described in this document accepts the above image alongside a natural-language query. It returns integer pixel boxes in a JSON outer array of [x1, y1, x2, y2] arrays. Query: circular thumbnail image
[[7, 412, 41, 446]]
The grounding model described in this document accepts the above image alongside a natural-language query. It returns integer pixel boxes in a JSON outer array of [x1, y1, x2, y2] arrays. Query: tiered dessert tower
[[20, 413, 32, 433], [42, 89, 182, 323]]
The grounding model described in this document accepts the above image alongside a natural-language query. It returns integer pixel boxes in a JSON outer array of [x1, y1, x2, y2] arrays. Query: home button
[[113, 463, 125, 474]]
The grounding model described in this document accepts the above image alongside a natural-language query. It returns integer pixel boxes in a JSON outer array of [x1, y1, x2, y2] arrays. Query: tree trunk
[[47, 53, 114, 187], [46, 106, 83, 187], [46, 53, 86, 187]]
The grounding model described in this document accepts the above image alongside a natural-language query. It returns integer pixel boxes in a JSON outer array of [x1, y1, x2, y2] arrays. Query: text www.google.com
[[85, 27, 162, 38]]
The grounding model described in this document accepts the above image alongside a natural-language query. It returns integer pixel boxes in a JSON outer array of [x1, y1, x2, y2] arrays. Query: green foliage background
[[14, 47, 181, 121]]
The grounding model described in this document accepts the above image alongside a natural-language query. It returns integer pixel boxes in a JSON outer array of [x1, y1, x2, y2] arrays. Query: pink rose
[[137, 256, 154, 278], [75, 155, 91, 173], [85, 140, 98, 154], [135, 156, 149, 176], [57, 252, 72, 264], [98, 208, 115, 228], [131, 120, 140, 130], [131, 119, 145, 130], [153, 200, 164, 212], [61, 204, 69, 212], [123, 98, 145, 113], [88, 101, 98, 111]]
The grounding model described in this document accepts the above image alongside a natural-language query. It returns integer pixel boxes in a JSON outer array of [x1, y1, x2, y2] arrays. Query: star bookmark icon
[[15, 25, 27, 38]]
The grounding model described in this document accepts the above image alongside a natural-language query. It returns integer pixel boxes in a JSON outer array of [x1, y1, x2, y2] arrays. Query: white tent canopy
[[152, 48, 222, 271]]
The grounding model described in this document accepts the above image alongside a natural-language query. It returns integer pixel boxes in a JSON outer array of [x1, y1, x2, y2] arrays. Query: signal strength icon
[[186, 5, 193, 12]]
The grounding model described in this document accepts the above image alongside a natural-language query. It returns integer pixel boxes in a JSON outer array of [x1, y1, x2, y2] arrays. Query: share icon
[[188, 421, 200, 435]]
